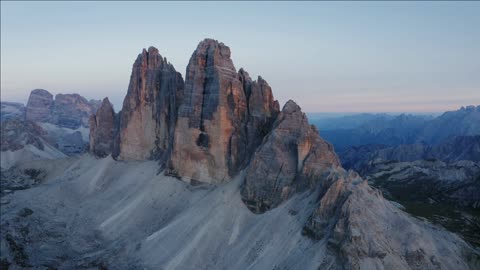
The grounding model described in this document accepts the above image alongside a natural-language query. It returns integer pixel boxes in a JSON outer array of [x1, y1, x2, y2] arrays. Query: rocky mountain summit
[[85, 39, 480, 269], [117, 47, 184, 161], [1, 39, 479, 269], [341, 135, 480, 173], [25, 89, 100, 129]]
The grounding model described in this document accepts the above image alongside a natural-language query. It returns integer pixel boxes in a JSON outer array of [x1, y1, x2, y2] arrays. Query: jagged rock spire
[[242, 99, 340, 213], [116, 46, 184, 161], [168, 39, 279, 183]]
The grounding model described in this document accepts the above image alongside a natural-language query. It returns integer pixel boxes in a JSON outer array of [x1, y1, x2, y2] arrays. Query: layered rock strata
[[25, 89, 100, 128], [116, 47, 184, 161], [168, 39, 279, 183], [241, 100, 340, 212], [89, 98, 116, 158]]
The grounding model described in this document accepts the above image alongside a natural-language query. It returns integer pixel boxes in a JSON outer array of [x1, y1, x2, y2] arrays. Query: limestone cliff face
[[168, 39, 279, 183], [117, 47, 184, 161], [25, 89, 54, 123], [89, 98, 116, 158], [241, 100, 340, 213], [239, 69, 280, 162], [25, 89, 100, 128], [52, 93, 101, 129]]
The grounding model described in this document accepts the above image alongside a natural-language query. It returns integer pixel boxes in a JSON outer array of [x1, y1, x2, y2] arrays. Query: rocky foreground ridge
[[84, 39, 480, 269]]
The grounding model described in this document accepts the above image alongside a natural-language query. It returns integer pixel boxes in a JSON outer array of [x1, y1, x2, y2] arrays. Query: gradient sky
[[1, 1, 479, 112]]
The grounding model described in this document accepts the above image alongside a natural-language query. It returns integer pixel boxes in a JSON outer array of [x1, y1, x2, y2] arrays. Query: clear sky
[[1, 1, 479, 112]]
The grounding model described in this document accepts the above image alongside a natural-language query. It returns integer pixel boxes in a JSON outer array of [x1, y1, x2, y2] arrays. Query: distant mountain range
[[341, 135, 480, 173], [316, 106, 480, 151]]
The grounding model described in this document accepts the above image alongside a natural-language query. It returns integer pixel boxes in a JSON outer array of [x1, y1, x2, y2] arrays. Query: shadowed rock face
[[89, 98, 116, 158], [25, 89, 100, 129], [241, 100, 340, 213], [168, 39, 279, 183], [52, 94, 101, 129], [117, 47, 184, 161], [25, 89, 54, 123], [0, 119, 47, 151]]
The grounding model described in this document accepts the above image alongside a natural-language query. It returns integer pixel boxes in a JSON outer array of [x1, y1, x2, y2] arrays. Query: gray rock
[[51, 93, 100, 129], [117, 47, 184, 161], [0, 102, 25, 121], [169, 39, 279, 183], [89, 98, 116, 158], [25, 89, 54, 123], [0, 119, 46, 152], [241, 100, 340, 213]]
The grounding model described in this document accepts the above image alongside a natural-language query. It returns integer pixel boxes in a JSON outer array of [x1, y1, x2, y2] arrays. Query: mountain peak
[[282, 99, 301, 113]]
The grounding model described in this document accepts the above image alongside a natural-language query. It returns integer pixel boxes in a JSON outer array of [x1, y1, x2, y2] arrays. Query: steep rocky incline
[[241, 100, 339, 213], [168, 39, 279, 183], [117, 47, 184, 161]]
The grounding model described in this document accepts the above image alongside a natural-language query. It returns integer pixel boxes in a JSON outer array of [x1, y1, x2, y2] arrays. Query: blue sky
[[1, 1, 479, 112]]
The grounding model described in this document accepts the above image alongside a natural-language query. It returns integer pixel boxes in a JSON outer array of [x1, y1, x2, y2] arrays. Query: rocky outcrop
[[308, 175, 477, 269], [89, 98, 116, 158], [168, 39, 279, 183], [241, 100, 340, 213], [363, 159, 480, 247], [0, 119, 46, 152], [25, 89, 54, 123], [51, 94, 101, 129], [238, 69, 280, 160], [116, 47, 184, 161], [25, 89, 100, 129]]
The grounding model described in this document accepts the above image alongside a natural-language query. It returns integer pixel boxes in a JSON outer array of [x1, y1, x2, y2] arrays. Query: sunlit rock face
[[168, 39, 279, 183], [89, 98, 116, 158], [117, 47, 184, 161], [241, 100, 340, 212]]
